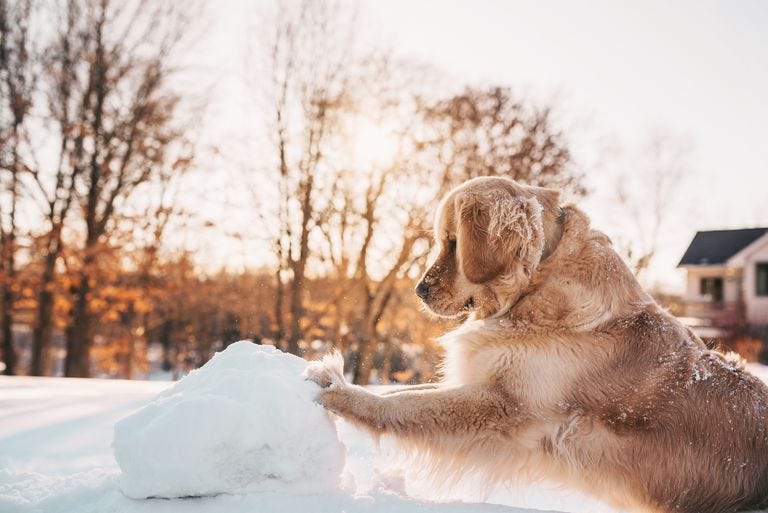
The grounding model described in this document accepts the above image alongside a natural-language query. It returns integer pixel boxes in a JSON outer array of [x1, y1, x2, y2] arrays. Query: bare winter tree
[[24, 0, 86, 375], [64, 0, 195, 377], [0, 0, 35, 375], [2, 0, 195, 377], [108, 150, 193, 379], [421, 86, 584, 196], [316, 156, 431, 384], [614, 132, 691, 279], [249, 0, 354, 355], [316, 58, 437, 384]]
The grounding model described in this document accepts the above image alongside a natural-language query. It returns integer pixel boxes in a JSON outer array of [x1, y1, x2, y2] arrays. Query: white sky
[[196, 0, 768, 292]]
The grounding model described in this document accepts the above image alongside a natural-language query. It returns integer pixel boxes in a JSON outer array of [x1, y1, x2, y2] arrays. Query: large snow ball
[[112, 342, 345, 499]]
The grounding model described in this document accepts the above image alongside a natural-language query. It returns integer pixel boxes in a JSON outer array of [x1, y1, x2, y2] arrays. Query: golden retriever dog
[[305, 176, 768, 513]]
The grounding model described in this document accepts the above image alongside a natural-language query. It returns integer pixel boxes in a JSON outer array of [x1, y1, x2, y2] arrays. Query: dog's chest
[[441, 328, 585, 409], [442, 341, 510, 385]]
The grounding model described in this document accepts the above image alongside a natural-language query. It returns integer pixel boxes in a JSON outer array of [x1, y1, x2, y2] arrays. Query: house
[[678, 227, 768, 354]]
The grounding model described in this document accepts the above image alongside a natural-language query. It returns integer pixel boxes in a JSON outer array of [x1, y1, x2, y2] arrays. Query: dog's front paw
[[316, 385, 381, 429], [304, 350, 346, 388], [316, 385, 361, 417]]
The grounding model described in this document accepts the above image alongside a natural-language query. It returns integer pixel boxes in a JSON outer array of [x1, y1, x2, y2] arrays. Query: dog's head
[[416, 177, 561, 319]]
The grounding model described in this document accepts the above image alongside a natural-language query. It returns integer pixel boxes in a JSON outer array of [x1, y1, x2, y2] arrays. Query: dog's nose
[[415, 280, 430, 300]]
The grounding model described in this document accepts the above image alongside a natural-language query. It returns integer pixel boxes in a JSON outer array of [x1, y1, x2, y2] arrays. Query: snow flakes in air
[[112, 341, 345, 499]]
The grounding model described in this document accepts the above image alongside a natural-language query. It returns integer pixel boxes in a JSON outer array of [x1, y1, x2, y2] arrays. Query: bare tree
[[319, 58, 436, 384], [110, 150, 192, 378], [25, 0, 196, 377], [614, 132, 691, 279], [22, 0, 88, 375], [421, 86, 584, 195], [250, 0, 354, 355], [0, 0, 36, 375], [314, 156, 430, 384]]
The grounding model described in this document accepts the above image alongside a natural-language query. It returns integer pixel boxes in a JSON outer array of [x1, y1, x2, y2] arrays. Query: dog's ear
[[531, 186, 560, 216], [455, 193, 505, 283], [455, 191, 545, 284]]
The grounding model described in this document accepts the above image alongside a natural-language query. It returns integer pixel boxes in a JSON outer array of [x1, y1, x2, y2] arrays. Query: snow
[[112, 342, 344, 499], [5, 344, 766, 513]]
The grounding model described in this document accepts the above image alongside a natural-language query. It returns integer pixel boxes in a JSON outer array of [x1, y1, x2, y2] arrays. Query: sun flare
[[350, 118, 399, 170]]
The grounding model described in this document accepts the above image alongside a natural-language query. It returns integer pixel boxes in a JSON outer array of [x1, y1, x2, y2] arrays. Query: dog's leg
[[317, 382, 516, 441], [305, 352, 520, 441]]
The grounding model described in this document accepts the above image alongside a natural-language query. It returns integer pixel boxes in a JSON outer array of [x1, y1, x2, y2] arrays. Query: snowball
[[112, 341, 344, 499]]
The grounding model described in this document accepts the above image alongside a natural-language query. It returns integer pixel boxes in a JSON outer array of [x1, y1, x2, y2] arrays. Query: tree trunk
[[353, 331, 377, 385], [352, 287, 395, 385], [30, 289, 54, 376], [380, 341, 395, 384], [1, 284, 15, 375], [123, 307, 136, 379], [126, 335, 135, 379], [0, 144, 19, 376], [273, 263, 285, 348], [31, 251, 57, 375], [160, 319, 173, 372], [333, 296, 345, 351], [65, 265, 93, 377], [351, 235, 415, 384], [286, 260, 304, 355], [0, 224, 15, 375], [285, 175, 314, 356]]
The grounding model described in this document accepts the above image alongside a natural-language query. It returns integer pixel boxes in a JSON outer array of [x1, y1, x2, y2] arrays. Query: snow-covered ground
[[1, 345, 766, 513]]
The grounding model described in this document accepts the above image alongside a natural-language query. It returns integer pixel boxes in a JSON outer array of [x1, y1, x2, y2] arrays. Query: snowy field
[[1, 344, 767, 513]]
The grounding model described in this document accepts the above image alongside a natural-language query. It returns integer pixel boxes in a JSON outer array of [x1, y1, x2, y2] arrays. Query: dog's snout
[[415, 280, 430, 300]]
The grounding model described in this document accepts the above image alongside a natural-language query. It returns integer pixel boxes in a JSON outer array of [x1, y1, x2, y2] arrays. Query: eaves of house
[[679, 228, 768, 268]]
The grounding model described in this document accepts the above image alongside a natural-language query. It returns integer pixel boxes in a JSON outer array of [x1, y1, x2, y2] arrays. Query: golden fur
[[305, 176, 768, 513]]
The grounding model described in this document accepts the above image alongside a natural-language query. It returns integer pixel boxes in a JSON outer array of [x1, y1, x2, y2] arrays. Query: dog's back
[[577, 309, 768, 513]]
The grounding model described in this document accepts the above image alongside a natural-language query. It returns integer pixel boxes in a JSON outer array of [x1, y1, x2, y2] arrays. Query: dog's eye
[[448, 239, 457, 253]]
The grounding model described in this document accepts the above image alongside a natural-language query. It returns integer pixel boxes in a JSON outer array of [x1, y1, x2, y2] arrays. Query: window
[[757, 263, 768, 296], [700, 277, 723, 302]]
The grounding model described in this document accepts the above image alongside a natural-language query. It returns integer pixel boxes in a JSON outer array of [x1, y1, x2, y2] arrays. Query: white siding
[[724, 274, 741, 303], [683, 266, 731, 302], [681, 266, 739, 321], [742, 239, 768, 325]]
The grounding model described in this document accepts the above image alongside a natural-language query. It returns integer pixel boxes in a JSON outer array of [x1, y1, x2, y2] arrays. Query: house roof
[[678, 228, 768, 266]]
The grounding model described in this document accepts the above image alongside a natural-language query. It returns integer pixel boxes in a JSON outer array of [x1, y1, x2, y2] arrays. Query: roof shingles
[[678, 228, 768, 266]]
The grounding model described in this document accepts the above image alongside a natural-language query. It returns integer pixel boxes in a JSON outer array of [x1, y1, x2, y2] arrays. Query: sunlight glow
[[351, 118, 399, 170]]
